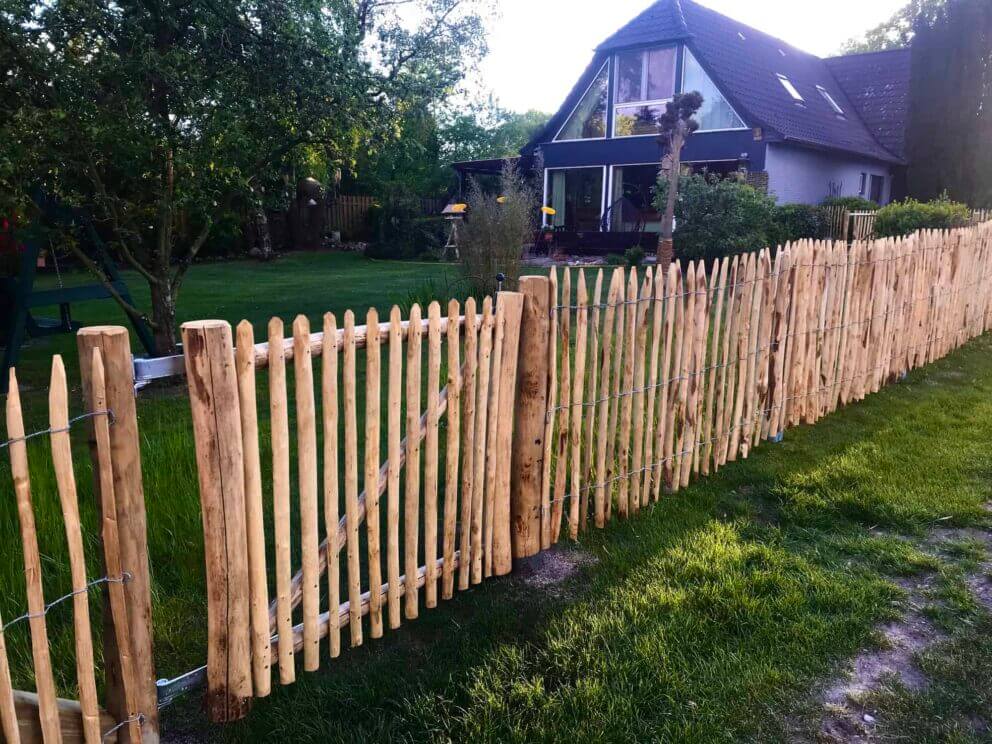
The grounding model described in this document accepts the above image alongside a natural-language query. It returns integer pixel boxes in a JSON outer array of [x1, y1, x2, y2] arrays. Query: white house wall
[[764, 143, 894, 205]]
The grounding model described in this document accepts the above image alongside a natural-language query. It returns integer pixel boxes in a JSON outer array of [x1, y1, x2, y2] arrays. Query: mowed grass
[[4, 253, 992, 741]]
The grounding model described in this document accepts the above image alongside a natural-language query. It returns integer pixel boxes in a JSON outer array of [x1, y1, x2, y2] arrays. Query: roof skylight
[[776, 74, 804, 102], [816, 85, 845, 115]]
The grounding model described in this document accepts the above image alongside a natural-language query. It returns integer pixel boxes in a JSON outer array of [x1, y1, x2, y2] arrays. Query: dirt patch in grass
[[813, 517, 992, 742], [816, 573, 943, 743], [513, 546, 598, 596]]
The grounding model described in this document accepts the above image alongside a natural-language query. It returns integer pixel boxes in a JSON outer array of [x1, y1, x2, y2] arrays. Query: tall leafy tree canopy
[[840, 0, 945, 53], [0, 0, 491, 352], [906, 0, 992, 207]]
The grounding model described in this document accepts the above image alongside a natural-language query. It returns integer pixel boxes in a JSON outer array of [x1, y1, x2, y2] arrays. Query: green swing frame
[[1, 198, 156, 393]]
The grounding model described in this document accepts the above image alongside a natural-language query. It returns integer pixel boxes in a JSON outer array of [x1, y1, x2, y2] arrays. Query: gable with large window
[[613, 46, 677, 137], [556, 63, 609, 141]]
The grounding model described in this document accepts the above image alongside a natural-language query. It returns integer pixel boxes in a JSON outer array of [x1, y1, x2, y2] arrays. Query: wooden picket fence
[[326, 195, 448, 240], [1, 328, 158, 743], [536, 223, 992, 540], [176, 222, 992, 724], [7, 223, 991, 739]]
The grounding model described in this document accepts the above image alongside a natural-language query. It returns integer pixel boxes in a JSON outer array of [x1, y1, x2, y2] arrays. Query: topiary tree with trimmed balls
[[657, 91, 704, 266]]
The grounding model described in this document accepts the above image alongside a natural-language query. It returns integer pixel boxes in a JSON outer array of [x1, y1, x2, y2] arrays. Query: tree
[[839, 0, 945, 53], [906, 0, 992, 207], [656, 92, 703, 265], [0, 0, 491, 354], [439, 103, 550, 164]]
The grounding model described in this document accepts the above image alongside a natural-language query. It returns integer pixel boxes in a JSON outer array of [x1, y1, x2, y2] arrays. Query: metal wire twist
[[1, 573, 132, 633], [0, 409, 116, 450]]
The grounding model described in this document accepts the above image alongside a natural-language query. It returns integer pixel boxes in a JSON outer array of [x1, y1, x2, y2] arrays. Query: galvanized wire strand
[[0, 409, 115, 450], [102, 713, 146, 741], [0, 572, 132, 633]]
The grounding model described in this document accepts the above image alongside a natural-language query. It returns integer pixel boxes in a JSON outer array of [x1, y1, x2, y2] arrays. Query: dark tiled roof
[[678, 0, 902, 163], [595, 0, 690, 51], [825, 49, 911, 159], [527, 0, 904, 165]]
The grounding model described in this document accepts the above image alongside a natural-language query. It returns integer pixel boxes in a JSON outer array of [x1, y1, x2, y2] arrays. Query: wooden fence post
[[493, 291, 524, 575], [76, 326, 159, 743], [180, 320, 252, 722], [510, 277, 550, 559]]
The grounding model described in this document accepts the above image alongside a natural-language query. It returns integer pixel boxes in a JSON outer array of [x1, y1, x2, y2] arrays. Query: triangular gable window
[[682, 49, 745, 131], [556, 63, 608, 141]]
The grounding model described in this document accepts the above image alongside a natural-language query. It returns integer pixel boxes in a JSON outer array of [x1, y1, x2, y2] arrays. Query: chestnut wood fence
[[1, 328, 158, 743], [4, 221, 991, 739]]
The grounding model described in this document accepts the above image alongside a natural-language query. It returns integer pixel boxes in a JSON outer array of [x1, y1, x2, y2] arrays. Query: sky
[[479, 0, 907, 113]]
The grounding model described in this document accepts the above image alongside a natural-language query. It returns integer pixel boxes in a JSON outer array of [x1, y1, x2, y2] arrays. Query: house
[[452, 0, 910, 250]]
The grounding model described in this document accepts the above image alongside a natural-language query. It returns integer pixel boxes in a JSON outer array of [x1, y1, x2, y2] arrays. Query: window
[[776, 74, 804, 102], [556, 63, 608, 141], [869, 174, 884, 204], [610, 165, 662, 232], [816, 85, 845, 115], [859, 173, 867, 195], [546, 168, 605, 231], [614, 46, 677, 137], [682, 49, 745, 131]]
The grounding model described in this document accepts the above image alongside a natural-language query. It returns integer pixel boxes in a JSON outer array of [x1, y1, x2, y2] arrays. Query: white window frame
[[553, 62, 610, 143], [612, 46, 678, 139], [680, 48, 748, 133], [542, 165, 609, 231], [816, 85, 845, 115], [776, 73, 804, 102]]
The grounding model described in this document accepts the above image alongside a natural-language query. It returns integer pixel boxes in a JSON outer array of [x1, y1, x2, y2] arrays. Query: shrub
[[394, 273, 470, 317], [654, 173, 777, 261], [822, 195, 879, 212], [459, 160, 539, 296], [604, 253, 625, 266], [873, 196, 971, 237], [771, 203, 828, 245], [624, 246, 645, 267], [367, 186, 446, 260]]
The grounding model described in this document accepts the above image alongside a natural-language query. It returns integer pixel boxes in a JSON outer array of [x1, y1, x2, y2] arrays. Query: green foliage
[[907, 0, 992, 208], [459, 161, 539, 296], [821, 196, 880, 212], [394, 273, 470, 317], [367, 189, 447, 260], [623, 246, 646, 267], [655, 174, 777, 261], [771, 204, 829, 245], [440, 105, 551, 165], [0, 0, 491, 351], [873, 196, 971, 237], [839, 0, 946, 53], [605, 253, 625, 266]]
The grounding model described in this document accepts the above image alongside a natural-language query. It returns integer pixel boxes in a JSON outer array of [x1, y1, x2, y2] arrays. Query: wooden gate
[[180, 293, 524, 720]]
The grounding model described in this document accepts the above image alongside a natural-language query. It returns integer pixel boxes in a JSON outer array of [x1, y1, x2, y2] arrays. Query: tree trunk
[[149, 281, 179, 355], [253, 206, 274, 261], [657, 129, 685, 265]]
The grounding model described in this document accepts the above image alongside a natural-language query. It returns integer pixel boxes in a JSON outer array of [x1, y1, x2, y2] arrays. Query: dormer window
[[816, 85, 845, 115], [613, 46, 677, 137], [776, 73, 804, 102]]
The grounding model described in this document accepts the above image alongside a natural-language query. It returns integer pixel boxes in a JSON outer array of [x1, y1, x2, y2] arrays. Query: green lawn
[[5, 253, 992, 742]]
